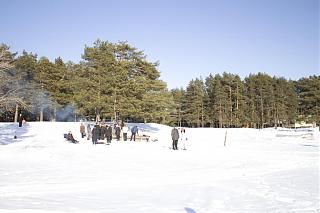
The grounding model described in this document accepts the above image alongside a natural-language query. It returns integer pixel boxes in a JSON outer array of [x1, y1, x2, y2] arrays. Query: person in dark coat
[[115, 124, 121, 141], [97, 124, 102, 140], [130, 125, 138, 141], [171, 126, 180, 150], [18, 114, 23, 127], [106, 125, 112, 144], [101, 125, 107, 140], [92, 125, 98, 145]]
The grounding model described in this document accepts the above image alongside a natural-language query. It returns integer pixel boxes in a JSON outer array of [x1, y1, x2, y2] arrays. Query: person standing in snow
[[100, 125, 107, 140], [18, 114, 23, 127], [80, 123, 86, 138], [86, 124, 91, 140], [122, 124, 128, 141], [130, 125, 138, 141], [106, 125, 112, 144], [180, 128, 188, 150], [171, 126, 179, 150], [92, 125, 98, 145], [97, 124, 102, 140], [115, 124, 121, 141]]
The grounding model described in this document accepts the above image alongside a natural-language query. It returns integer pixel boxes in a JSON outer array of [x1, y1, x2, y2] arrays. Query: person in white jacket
[[180, 128, 188, 150]]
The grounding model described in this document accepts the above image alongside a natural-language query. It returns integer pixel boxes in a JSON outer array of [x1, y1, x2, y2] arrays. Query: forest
[[0, 40, 319, 128]]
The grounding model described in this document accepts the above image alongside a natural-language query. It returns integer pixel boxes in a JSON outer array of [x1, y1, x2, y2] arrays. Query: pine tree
[[170, 88, 186, 126], [33, 57, 55, 121], [13, 50, 38, 121], [296, 76, 320, 125], [205, 74, 225, 127], [184, 78, 206, 127]]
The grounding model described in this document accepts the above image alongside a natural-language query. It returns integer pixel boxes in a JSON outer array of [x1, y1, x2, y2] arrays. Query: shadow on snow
[[0, 123, 33, 145]]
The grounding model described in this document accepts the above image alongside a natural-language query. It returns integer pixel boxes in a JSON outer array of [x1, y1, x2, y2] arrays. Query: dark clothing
[[18, 116, 23, 127], [131, 126, 138, 134], [97, 126, 101, 140], [123, 133, 127, 141], [92, 127, 98, 145], [171, 128, 179, 150], [115, 126, 121, 141], [106, 126, 112, 143], [67, 133, 78, 143], [130, 126, 138, 141], [101, 126, 107, 140], [130, 133, 136, 141], [172, 140, 178, 150]]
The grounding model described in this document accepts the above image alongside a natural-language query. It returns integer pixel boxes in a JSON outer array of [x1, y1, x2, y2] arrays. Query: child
[[180, 128, 188, 150]]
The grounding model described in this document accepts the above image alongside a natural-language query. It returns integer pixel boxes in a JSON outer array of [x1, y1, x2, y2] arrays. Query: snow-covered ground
[[0, 122, 319, 213]]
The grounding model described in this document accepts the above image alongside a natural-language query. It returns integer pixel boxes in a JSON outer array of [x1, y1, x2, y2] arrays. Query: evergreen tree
[[170, 87, 186, 126], [13, 50, 38, 121], [296, 76, 320, 125], [205, 74, 225, 127], [33, 57, 55, 121], [74, 40, 167, 123], [184, 78, 206, 127]]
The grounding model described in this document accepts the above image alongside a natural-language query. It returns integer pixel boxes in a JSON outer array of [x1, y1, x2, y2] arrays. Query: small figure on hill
[[18, 114, 23, 127], [80, 123, 86, 138], [171, 126, 179, 150], [122, 124, 128, 141], [130, 125, 138, 141]]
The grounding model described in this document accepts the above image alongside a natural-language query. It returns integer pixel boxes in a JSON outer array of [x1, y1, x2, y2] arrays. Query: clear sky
[[2, 0, 319, 89]]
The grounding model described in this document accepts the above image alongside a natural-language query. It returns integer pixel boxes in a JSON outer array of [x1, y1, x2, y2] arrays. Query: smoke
[[55, 105, 76, 122], [31, 90, 53, 111]]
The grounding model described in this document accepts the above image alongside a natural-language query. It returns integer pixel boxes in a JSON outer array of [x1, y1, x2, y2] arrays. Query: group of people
[[70, 123, 189, 149], [171, 126, 188, 150], [79, 122, 139, 145]]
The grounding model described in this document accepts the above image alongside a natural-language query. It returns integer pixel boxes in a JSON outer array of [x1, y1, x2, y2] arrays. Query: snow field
[[0, 122, 319, 212]]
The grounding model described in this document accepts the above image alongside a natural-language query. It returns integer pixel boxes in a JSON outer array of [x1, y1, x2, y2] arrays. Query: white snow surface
[[0, 122, 319, 213]]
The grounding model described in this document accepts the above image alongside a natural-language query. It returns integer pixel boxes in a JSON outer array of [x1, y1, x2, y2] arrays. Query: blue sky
[[1, 0, 319, 89]]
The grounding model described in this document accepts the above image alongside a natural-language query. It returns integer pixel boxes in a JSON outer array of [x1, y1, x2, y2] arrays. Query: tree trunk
[[53, 107, 56, 122], [201, 102, 204, 127], [96, 114, 100, 123], [14, 104, 19, 122], [40, 109, 43, 122], [219, 99, 222, 128]]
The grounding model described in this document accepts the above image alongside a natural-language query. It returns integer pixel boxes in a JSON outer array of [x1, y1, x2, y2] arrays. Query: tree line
[[172, 73, 319, 128], [0, 40, 319, 128]]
